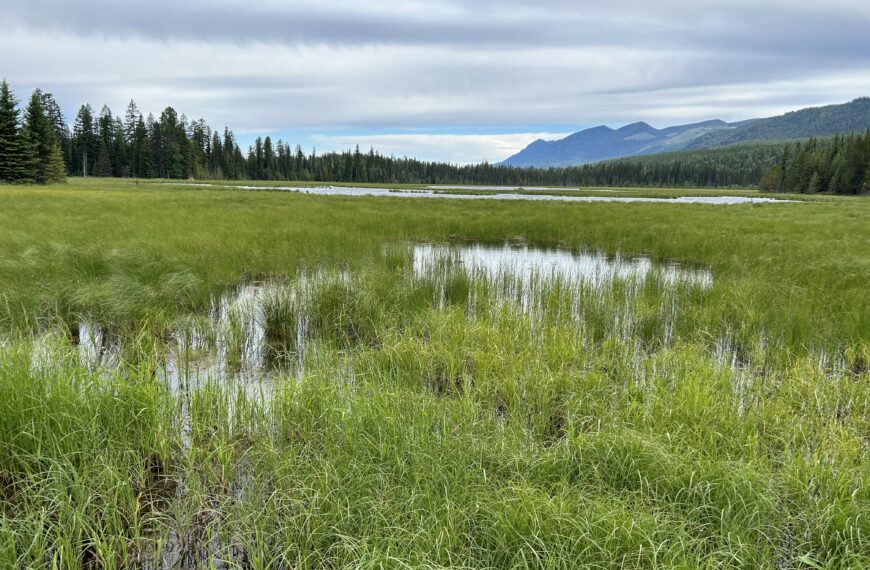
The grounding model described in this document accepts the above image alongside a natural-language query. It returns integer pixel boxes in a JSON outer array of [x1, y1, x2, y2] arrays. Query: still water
[[179, 183, 794, 205]]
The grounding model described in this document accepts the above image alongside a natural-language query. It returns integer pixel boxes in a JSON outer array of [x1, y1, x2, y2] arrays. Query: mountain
[[500, 97, 870, 168], [686, 97, 870, 149], [501, 119, 743, 168]]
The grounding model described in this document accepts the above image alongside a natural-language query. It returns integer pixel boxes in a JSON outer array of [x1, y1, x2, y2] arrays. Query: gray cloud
[[2, 0, 869, 161]]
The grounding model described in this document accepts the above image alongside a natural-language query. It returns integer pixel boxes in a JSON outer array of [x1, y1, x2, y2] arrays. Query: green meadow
[[0, 178, 868, 568]]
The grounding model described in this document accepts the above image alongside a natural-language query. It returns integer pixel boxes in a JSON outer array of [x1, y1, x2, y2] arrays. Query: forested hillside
[[760, 133, 870, 194], [690, 98, 870, 149], [561, 142, 784, 188]]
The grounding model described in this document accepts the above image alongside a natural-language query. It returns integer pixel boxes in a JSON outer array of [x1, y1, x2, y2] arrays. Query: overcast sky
[[4, 0, 870, 163]]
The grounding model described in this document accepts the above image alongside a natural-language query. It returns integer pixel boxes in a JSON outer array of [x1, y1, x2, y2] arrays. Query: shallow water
[[52, 242, 715, 404], [413, 243, 713, 289], [426, 184, 622, 192], [179, 183, 795, 205]]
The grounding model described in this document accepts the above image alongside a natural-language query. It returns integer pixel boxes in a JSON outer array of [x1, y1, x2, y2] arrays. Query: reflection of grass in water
[[1, 177, 869, 566]]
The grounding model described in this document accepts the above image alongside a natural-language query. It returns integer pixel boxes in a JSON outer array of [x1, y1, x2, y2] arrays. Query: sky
[[4, 0, 870, 164]]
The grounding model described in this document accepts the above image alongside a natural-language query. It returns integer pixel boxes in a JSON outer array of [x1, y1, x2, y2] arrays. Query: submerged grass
[[0, 177, 869, 567]]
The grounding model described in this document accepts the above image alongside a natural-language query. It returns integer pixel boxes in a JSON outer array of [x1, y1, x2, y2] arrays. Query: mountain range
[[500, 97, 870, 168]]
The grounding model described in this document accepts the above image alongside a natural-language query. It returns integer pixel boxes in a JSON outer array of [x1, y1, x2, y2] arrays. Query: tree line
[[1, 81, 868, 193], [759, 132, 870, 194], [0, 81, 66, 183]]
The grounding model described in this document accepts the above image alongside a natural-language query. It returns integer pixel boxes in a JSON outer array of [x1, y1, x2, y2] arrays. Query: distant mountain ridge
[[500, 97, 870, 168], [686, 97, 870, 150]]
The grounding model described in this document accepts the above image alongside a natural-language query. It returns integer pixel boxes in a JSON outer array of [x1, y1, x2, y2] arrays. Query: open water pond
[[181, 182, 795, 204]]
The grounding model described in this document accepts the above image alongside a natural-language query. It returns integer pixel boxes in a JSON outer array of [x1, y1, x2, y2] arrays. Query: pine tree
[[44, 140, 66, 183], [778, 144, 790, 192], [264, 136, 274, 180], [23, 90, 56, 183], [123, 100, 139, 144], [39, 91, 69, 169], [73, 104, 97, 176], [112, 115, 128, 176], [759, 165, 782, 193], [96, 105, 118, 176], [807, 171, 822, 193], [0, 80, 31, 183], [94, 139, 113, 177], [17, 128, 38, 182], [135, 114, 155, 178]]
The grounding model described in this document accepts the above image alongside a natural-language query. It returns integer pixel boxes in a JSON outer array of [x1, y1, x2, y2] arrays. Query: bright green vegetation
[[1, 178, 869, 568]]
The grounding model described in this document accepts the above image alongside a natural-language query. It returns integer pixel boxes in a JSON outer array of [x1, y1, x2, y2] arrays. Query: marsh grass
[[1, 178, 869, 567]]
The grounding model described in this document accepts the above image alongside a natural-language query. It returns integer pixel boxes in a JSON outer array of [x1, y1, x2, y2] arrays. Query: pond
[[179, 183, 795, 205]]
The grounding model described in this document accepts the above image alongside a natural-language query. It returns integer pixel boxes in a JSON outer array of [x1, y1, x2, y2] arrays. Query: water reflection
[[413, 242, 713, 289], [56, 242, 714, 402]]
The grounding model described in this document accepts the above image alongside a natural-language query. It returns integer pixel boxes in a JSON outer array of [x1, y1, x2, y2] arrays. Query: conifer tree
[[44, 140, 67, 183], [758, 165, 782, 193], [94, 139, 113, 177], [73, 104, 97, 176], [135, 114, 155, 178], [807, 171, 822, 193], [23, 90, 56, 183], [264, 136, 274, 180], [0, 80, 30, 183], [124, 100, 139, 144], [39, 91, 69, 169]]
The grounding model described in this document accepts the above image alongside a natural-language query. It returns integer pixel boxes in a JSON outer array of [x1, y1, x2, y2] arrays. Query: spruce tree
[[39, 91, 69, 169], [778, 144, 790, 192], [264, 136, 274, 180], [94, 139, 113, 177], [44, 140, 67, 183], [123, 100, 139, 144], [0, 80, 30, 183], [758, 165, 782, 193], [134, 114, 155, 178], [73, 104, 97, 176], [807, 171, 822, 194], [23, 90, 56, 183], [17, 123, 38, 183]]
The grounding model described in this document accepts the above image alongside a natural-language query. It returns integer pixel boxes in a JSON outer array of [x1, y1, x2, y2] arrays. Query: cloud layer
[[4, 0, 870, 162]]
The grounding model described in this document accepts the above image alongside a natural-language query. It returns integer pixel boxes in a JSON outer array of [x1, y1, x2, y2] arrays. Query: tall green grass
[[0, 178, 868, 567]]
